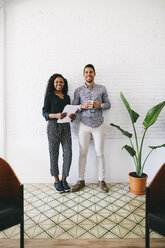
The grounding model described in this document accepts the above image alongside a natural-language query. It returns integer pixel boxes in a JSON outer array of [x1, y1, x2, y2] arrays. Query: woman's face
[[54, 77, 64, 92]]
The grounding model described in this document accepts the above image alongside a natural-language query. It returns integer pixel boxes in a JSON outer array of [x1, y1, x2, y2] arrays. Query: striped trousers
[[47, 120, 72, 177]]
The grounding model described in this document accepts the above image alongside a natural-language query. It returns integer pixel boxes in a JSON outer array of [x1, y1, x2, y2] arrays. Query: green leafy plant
[[111, 92, 165, 177]]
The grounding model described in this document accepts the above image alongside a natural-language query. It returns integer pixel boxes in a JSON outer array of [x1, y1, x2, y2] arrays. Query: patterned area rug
[[0, 183, 162, 239]]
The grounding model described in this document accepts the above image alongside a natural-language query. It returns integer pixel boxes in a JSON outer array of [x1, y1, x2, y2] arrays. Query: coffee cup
[[88, 100, 93, 109]]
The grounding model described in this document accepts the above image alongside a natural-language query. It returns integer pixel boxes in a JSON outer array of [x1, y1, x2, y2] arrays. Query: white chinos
[[78, 122, 105, 181]]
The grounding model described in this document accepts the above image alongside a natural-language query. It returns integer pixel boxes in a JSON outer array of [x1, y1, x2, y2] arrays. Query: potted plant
[[111, 92, 165, 195]]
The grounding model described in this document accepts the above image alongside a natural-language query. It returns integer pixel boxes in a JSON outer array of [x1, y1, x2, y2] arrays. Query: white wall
[[0, 1, 5, 157], [3, 0, 165, 184]]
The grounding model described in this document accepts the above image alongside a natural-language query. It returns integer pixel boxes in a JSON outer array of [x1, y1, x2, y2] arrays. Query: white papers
[[57, 105, 80, 123]]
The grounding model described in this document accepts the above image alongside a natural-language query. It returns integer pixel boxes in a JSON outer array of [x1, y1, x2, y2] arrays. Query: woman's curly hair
[[45, 73, 68, 96]]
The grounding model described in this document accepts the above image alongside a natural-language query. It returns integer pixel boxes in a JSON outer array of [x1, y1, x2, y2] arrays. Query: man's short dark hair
[[83, 64, 95, 73]]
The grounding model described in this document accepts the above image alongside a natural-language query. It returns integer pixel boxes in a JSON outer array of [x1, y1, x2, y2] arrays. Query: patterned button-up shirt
[[72, 83, 111, 128]]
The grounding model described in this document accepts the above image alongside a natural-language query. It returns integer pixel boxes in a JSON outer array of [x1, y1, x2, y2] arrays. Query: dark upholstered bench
[[0, 158, 24, 248], [146, 163, 165, 248]]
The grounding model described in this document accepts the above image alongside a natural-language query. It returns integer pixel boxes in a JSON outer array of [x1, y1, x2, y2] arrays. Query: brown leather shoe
[[72, 180, 85, 192], [98, 181, 109, 193]]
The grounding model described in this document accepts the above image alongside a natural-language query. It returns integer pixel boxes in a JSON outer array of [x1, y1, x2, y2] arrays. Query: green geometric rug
[[0, 183, 162, 239]]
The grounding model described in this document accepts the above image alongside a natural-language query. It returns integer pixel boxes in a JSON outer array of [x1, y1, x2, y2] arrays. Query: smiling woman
[[42, 73, 76, 194]]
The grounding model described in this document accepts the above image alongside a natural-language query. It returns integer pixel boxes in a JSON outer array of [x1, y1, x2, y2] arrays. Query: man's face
[[83, 67, 96, 83]]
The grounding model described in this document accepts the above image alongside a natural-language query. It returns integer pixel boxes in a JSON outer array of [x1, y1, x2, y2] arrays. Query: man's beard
[[86, 79, 93, 83]]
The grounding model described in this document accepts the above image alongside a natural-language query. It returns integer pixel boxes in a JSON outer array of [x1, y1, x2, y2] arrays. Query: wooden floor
[[0, 239, 165, 248]]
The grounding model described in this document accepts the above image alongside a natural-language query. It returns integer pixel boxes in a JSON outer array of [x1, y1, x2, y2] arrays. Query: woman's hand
[[56, 112, 67, 119], [69, 113, 76, 120]]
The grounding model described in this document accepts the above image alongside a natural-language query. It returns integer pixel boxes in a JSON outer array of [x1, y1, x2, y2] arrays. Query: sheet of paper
[[57, 105, 80, 123]]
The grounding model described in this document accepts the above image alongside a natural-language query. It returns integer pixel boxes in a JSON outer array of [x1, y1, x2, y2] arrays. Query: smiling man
[[72, 64, 111, 193]]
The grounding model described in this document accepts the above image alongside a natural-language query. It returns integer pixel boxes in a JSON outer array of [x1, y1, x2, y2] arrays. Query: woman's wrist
[[49, 113, 57, 119]]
